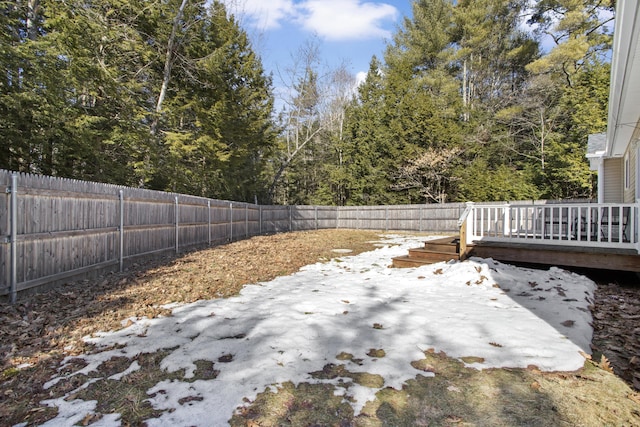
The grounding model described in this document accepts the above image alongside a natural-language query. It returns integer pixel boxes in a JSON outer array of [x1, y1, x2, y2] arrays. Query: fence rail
[[1, 170, 465, 299]]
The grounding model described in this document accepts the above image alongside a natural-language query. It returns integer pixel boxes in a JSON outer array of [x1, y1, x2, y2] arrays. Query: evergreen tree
[[340, 57, 399, 205], [1, 0, 276, 202]]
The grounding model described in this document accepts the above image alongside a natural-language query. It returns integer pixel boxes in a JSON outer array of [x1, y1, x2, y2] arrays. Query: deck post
[[459, 219, 468, 261], [503, 203, 511, 238], [457, 202, 475, 260]]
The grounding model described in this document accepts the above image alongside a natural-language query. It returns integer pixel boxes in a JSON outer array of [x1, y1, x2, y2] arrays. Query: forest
[[0, 0, 614, 205]]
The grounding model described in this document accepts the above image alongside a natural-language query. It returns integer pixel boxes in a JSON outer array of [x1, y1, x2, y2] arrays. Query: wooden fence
[[1, 170, 465, 300]]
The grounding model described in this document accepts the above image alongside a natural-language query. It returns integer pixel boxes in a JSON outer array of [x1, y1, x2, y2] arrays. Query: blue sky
[[221, 0, 413, 95]]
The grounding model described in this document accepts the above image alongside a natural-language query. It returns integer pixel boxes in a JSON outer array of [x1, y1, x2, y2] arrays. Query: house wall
[[623, 140, 637, 203], [603, 157, 623, 202]]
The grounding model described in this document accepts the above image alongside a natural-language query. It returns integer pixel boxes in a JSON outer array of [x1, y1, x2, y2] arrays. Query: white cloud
[[355, 70, 368, 86], [222, 0, 296, 30], [223, 0, 398, 41], [296, 0, 398, 41]]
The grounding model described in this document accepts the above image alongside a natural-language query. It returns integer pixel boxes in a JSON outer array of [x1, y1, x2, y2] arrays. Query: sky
[[220, 0, 413, 95], [37, 234, 596, 426]]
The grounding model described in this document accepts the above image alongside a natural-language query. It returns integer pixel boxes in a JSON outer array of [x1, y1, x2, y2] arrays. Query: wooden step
[[391, 235, 460, 268], [391, 255, 430, 268], [407, 248, 459, 263], [423, 237, 459, 254]]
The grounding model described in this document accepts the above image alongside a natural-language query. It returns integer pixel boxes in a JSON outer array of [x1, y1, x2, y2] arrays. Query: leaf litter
[[0, 230, 638, 426]]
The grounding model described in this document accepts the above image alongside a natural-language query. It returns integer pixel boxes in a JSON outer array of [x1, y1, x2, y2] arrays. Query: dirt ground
[[1, 229, 639, 426]]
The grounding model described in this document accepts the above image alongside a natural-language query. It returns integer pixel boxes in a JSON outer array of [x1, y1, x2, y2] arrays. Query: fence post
[[119, 190, 124, 272], [289, 206, 292, 232], [8, 173, 18, 304], [259, 205, 262, 235], [245, 204, 248, 238], [385, 207, 389, 231], [315, 206, 318, 230], [175, 196, 179, 253], [229, 203, 233, 242], [419, 206, 423, 232], [207, 200, 211, 246]]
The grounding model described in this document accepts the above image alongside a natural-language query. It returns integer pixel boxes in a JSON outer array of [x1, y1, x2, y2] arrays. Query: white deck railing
[[460, 201, 640, 253]]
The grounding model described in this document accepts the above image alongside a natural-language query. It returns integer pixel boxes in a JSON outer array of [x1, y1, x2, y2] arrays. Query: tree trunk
[[26, 0, 40, 41], [151, 0, 189, 135]]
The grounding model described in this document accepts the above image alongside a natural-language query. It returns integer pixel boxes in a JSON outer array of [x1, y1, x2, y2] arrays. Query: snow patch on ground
[[39, 234, 595, 426]]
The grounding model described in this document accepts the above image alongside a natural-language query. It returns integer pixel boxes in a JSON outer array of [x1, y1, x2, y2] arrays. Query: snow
[[38, 234, 596, 426]]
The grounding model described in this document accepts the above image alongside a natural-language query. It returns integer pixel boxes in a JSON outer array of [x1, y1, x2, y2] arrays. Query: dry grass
[[0, 230, 379, 426], [0, 229, 639, 426]]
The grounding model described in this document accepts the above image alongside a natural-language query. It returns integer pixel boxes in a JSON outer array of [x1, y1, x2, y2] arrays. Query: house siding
[[603, 157, 623, 202], [623, 141, 637, 202]]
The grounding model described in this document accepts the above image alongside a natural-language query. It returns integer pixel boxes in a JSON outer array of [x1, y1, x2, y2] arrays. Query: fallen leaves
[[0, 230, 380, 426], [599, 355, 614, 373], [591, 279, 640, 390]]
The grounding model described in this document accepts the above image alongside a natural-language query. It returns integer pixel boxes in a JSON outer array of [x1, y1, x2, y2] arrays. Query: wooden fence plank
[[1, 169, 476, 297]]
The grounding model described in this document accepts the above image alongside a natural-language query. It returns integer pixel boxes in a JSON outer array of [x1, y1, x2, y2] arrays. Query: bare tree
[[152, 0, 189, 136], [393, 147, 461, 204], [268, 38, 357, 203]]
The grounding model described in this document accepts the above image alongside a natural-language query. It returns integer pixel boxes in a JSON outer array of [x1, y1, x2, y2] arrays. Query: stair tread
[[391, 255, 453, 268], [410, 248, 458, 255], [392, 236, 461, 268]]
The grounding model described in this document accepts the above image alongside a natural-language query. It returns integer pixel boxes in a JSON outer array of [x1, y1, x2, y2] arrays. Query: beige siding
[[623, 142, 637, 202], [603, 157, 623, 202]]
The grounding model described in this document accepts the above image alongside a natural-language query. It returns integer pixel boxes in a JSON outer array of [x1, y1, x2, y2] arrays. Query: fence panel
[[418, 204, 465, 233], [176, 195, 211, 251], [260, 206, 290, 234], [291, 206, 318, 231], [123, 191, 176, 259], [5, 173, 122, 293], [210, 200, 232, 244], [1, 170, 473, 297], [317, 206, 338, 229]]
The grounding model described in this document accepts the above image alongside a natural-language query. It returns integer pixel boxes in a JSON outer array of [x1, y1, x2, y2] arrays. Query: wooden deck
[[392, 235, 640, 272]]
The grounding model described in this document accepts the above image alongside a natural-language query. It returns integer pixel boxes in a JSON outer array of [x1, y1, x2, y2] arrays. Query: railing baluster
[[607, 206, 612, 242], [458, 201, 636, 251], [618, 205, 623, 243]]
